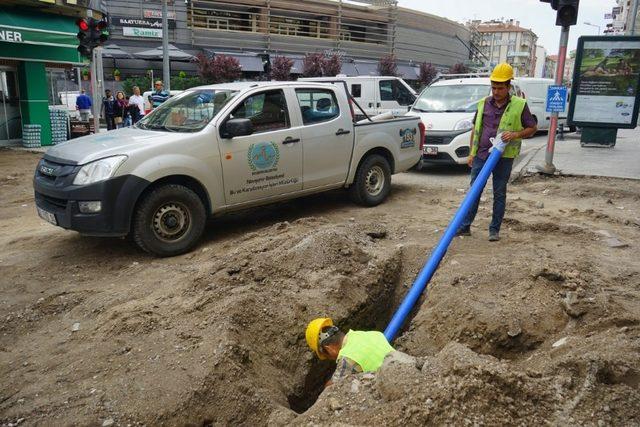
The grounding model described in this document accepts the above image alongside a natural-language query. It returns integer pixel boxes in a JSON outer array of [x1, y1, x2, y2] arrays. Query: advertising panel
[[568, 36, 640, 128]]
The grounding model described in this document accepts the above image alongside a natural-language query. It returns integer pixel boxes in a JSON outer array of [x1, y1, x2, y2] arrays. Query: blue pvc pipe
[[384, 141, 507, 342]]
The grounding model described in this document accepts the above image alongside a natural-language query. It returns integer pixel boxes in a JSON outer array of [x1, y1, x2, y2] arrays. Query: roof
[[432, 77, 492, 86]]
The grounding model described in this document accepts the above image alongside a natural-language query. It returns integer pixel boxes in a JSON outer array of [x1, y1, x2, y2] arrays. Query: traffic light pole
[[91, 49, 100, 133], [537, 25, 570, 175], [162, 0, 170, 91]]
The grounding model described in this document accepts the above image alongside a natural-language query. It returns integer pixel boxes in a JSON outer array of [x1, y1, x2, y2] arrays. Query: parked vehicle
[[407, 75, 525, 167], [142, 90, 183, 114], [34, 81, 422, 256], [299, 76, 417, 119], [514, 77, 571, 131]]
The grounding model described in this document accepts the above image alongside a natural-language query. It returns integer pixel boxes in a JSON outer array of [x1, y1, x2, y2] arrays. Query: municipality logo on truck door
[[248, 142, 280, 173]]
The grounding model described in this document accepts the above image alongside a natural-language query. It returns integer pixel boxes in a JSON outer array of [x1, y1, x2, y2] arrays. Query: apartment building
[[468, 19, 538, 77]]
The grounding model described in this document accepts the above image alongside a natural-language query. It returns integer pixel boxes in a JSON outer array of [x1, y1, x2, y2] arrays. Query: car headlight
[[454, 118, 474, 131], [73, 155, 127, 186]]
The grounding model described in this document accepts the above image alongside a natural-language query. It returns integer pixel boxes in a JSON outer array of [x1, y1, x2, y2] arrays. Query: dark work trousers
[[105, 115, 116, 131], [459, 155, 514, 234]]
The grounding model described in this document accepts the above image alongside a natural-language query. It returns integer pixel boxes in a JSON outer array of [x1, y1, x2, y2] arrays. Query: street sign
[[546, 85, 567, 112]]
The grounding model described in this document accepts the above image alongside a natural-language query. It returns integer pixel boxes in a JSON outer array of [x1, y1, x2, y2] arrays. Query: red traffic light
[[76, 18, 90, 32]]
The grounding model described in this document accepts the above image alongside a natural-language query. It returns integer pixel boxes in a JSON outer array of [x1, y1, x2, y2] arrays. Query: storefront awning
[[340, 62, 358, 76], [0, 7, 84, 65], [354, 62, 379, 76], [234, 55, 264, 72], [397, 64, 419, 80]]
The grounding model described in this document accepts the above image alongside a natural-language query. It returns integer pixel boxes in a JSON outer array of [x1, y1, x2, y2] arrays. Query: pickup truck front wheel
[[350, 154, 391, 206], [132, 184, 206, 257]]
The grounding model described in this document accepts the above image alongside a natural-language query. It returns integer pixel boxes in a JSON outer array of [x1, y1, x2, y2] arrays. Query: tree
[[449, 62, 469, 74], [322, 53, 342, 77], [196, 53, 242, 84], [418, 62, 437, 88], [271, 56, 294, 81], [378, 54, 398, 76], [302, 53, 324, 77]]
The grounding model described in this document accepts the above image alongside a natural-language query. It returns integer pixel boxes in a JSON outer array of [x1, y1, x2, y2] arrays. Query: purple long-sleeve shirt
[[473, 95, 536, 160]]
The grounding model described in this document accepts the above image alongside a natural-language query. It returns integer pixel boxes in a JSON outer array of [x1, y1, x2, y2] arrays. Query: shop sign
[[143, 10, 176, 20], [123, 27, 162, 38], [113, 16, 176, 30], [0, 25, 76, 48]]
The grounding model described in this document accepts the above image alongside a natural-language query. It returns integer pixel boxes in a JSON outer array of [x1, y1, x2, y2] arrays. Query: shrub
[[302, 53, 324, 77], [378, 54, 398, 76], [418, 62, 437, 88], [322, 53, 342, 77], [271, 56, 294, 81], [196, 53, 242, 84], [449, 62, 469, 74]]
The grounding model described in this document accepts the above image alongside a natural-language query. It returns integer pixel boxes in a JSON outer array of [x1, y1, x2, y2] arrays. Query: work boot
[[456, 227, 471, 237], [488, 231, 500, 242]]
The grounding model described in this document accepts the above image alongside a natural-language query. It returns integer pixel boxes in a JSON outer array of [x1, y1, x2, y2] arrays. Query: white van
[[298, 76, 417, 118], [406, 76, 525, 167], [514, 77, 571, 131], [142, 90, 183, 114]]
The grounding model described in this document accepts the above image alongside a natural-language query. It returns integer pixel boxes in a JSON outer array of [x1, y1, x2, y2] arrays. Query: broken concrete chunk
[[552, 337, 568, 348], [102, 419, 114, 427], [535, 201, 544, 209], [72, 323, 80, 332], [563, 292, 587, 318]]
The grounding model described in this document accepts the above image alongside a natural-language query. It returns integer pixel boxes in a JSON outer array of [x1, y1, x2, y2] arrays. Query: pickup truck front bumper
[[33, 156, 149, 237]]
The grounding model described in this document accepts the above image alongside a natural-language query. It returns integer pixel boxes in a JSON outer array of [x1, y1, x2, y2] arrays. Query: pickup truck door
[[218, 88, 303, 205], [378, 78, 416, 116], [294, 87, 353, 189]]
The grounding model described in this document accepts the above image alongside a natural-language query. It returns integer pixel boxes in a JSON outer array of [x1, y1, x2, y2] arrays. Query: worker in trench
[[305, 317, 395, 383]]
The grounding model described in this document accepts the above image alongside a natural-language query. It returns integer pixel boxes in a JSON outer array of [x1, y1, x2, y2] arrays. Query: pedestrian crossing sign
[[546, 85, 568, 113]]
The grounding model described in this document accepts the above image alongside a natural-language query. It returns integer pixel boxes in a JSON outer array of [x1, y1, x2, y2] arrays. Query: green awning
[[0, 7, 85, 64]]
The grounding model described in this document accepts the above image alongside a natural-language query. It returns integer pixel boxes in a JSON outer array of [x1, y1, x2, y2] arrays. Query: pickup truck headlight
[[454, 118, 474, 131], [73, 155, 127, 186]]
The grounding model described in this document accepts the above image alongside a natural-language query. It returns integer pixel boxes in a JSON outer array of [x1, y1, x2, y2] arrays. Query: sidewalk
[[513, 127, 640, 180]]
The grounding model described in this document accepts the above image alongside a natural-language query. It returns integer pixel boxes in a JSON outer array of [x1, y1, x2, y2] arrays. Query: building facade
[[605, 0, 635, 35], [101, 0, 472, 82], [468, 19, 538, 77], [534, 45, 546, 78], [0, 0, 104, 146], [545, 54, 557, 80]]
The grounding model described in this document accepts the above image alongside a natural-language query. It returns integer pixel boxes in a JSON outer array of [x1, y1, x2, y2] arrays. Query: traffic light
[[75, 17, 109, 58], [76, 18, 92, 58], [540, 0, 579, 27]]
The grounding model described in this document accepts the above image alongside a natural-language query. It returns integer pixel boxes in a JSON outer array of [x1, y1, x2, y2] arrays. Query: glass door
[[0, 68, 22, 145]]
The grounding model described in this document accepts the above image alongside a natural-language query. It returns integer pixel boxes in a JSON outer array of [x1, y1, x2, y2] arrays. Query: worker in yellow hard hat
[[305, 317, 395, 384], [455, 62, 537, 242]]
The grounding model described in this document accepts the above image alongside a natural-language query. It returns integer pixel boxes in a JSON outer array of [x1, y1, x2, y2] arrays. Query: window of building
[[228, 90, 290, 133], [296, 89, 340, 125], [192, 9, 253, 32]]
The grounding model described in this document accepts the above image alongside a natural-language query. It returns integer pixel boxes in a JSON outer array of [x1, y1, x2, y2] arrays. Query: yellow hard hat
[[305, 317, 333, 360], [490, 63, 514, 82]]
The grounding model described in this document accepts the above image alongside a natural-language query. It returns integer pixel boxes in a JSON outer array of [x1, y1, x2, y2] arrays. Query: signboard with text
[[123, 27, 162, 38], [568, 36, 640, 128], [546, 85, 567, 112], [113, 16, 176, 30]]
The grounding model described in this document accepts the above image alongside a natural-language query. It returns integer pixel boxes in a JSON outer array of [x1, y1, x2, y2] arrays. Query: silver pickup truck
[[34, 81, 423, 256]]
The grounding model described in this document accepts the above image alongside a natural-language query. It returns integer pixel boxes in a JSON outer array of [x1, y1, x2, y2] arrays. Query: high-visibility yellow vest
[[337, 330, 395, 372], [471, 96, 527, 159]]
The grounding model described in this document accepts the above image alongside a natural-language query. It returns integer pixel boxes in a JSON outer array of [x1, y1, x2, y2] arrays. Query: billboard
[[568, 36, 640, 128]]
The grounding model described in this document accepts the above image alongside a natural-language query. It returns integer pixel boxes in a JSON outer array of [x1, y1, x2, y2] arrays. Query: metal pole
[[76, 68, 82, 91], [162, 0, 170, 91], [632, 0, 639, 36], [91, 49, 100, 133], [537, 25, 570, 175]]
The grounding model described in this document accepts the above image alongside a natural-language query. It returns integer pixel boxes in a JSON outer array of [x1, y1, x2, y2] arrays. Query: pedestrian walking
[[101, 90, 117, 131], [455, 63, 537, 242], [114, 91, 128, 129], [128, 86, 145, 124], [75, 90, 92, 122], [149, 80, 169, 110]]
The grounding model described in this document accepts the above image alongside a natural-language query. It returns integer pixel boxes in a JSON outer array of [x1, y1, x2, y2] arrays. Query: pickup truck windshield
[[137, 89, 238, 132], [412, 85, 489, 113]]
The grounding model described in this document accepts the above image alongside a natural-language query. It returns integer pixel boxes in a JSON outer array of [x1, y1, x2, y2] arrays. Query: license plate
[[37, 206, 57, 225], [424, 146, 438, 156]]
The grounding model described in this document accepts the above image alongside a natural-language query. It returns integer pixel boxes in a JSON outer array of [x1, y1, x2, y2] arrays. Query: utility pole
[[162, 0, 170, 91], [91, 47, 101, 133], [537, 25, 569, 174]]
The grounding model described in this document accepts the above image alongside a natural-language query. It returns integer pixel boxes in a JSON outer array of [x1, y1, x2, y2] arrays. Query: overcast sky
[[397, 0, 618, 55]]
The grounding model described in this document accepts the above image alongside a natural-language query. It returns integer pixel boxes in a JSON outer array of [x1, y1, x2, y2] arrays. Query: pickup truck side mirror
[[221, 118, 254, 138]]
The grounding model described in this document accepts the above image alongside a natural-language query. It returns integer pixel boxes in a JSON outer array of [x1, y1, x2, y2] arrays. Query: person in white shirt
[[128, 86, 145, 124]]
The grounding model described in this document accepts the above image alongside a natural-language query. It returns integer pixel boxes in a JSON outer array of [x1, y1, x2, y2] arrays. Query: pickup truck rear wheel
[[132, 184, 206, 257], [350, 154, 391, 206]]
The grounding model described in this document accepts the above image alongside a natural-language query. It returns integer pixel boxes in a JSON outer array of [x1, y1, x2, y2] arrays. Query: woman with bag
[[114, 91, 128, 129]]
